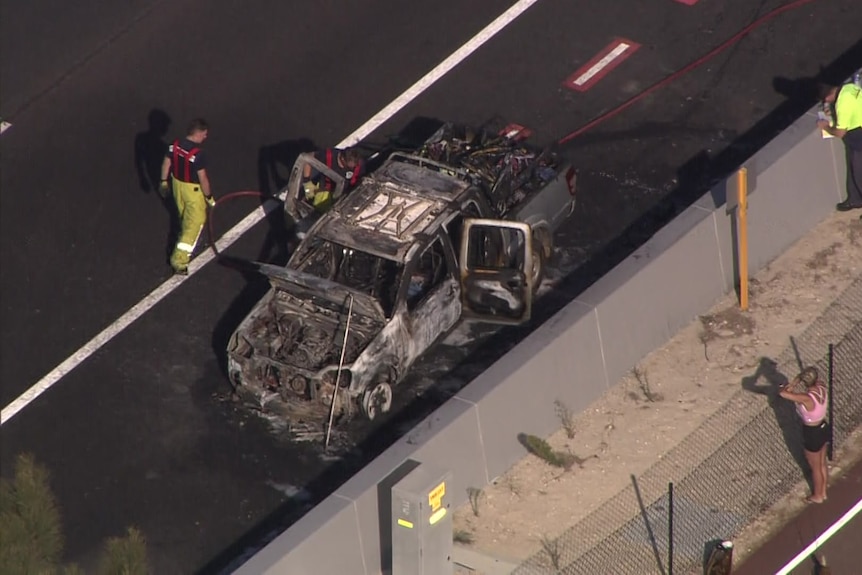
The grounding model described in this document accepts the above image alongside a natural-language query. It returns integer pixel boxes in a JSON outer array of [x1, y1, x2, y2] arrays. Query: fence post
[[737, 168, 749, 311], [668, 482, 674, 575], [828, 343, 834, 461]]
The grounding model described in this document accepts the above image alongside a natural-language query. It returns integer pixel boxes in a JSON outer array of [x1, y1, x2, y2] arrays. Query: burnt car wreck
[[226, 121, 577, 441]]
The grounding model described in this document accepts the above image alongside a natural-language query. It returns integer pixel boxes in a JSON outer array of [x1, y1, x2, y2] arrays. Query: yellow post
[[737, 168, 749, 311]]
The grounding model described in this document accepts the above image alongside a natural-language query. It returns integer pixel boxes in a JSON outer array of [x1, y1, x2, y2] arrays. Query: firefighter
[[159, 118, 215, 275], [300, 147, 364, 212]]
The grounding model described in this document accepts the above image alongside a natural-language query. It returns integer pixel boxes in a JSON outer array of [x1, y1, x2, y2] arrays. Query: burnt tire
[[530, 230, 551, 295], [361, 382, 393, 421]]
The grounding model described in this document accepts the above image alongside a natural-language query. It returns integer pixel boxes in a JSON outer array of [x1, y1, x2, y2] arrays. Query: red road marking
[[563, 38, 642, 92], [675, 0, 699, 5]]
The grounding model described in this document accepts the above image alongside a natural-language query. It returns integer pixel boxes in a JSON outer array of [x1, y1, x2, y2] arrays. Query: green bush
[[519, 433, 575, 470], [98, 527, 149, 575], [0, 453, 64, 575], [0, 453, 150, 575]]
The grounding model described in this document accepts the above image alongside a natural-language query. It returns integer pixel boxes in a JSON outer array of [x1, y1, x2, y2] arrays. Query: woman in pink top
[[779, 366, 830, 503]]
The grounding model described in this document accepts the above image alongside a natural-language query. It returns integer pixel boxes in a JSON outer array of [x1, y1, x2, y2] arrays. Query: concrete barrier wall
[[234, 108, 846, 575]]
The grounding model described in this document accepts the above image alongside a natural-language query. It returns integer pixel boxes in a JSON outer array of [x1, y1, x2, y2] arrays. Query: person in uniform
[[300, 147, 364, 212], [159, 118, 215, 275], [818, 80, 862, 213]]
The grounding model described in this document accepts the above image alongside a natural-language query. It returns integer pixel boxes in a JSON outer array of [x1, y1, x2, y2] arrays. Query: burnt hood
[[254, 263, 386, 323]]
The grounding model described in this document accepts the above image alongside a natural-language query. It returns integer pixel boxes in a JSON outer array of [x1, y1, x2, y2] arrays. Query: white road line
[[0, 0, 541, 426], [339, 0, 540, 146], [775, 496, 862, 575], [0, 121, 11, 134], [571, 43, 631, 86]]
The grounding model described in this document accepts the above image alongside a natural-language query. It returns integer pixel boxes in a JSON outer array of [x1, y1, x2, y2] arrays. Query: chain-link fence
[[512, 275, 862, 575]]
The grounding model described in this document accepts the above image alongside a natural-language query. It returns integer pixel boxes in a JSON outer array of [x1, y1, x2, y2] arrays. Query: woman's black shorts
[[802, 421, 831, 452]]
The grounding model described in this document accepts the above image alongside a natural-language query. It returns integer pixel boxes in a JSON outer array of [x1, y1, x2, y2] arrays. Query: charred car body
[[226, 122, 577, 439]]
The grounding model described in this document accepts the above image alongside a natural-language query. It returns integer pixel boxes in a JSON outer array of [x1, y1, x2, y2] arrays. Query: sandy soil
[[450, 210, 862, 571]]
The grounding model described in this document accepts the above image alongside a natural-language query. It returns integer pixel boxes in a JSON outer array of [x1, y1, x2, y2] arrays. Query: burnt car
[[226, 122, 576, 439]]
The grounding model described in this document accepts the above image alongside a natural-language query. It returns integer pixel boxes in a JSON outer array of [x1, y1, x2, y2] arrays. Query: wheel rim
[[362, 383, 393, 420]]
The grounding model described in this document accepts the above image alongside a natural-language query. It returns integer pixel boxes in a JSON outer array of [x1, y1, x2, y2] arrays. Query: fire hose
[[205, 190, 271, 261]]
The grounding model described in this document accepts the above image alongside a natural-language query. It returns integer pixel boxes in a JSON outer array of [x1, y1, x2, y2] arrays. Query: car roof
[[314, 158, 471, 261]]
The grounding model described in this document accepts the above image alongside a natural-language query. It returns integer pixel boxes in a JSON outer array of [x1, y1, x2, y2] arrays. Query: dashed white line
[[1, 121, 11, 134], [0, 0, 542, 426]]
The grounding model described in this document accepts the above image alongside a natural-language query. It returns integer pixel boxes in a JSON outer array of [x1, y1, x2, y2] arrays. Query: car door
[[403, 235, 461, 364], [458, 218, 533, 324], [284, 153, 347, 221]]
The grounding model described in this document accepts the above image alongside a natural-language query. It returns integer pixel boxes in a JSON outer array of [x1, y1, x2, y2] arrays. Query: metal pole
[[828, 343, 834, 461], [737, 168, 749, 311], [668, 482, 674, 575], [325, 294, 354, 451]]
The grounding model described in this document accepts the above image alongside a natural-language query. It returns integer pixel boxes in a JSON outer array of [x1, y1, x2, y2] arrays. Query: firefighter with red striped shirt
[[300, 147, 364, 212], [159, 118, 214, 275]]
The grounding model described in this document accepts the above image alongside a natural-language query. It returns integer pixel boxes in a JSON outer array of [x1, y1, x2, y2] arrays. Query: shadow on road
[[134, 108, 179, 261], [207, 136, 317, 377], [256, 137, 317, 263]]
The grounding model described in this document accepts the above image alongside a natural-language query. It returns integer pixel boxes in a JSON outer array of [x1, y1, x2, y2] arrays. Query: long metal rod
[[325, 294, 354, 450]]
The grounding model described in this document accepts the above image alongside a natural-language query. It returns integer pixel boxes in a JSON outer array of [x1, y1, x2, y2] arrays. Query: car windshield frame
[[291, 237, 405, 318]]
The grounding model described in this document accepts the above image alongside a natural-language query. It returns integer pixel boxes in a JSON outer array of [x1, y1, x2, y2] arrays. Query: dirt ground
[[450, 210, 862, 572]]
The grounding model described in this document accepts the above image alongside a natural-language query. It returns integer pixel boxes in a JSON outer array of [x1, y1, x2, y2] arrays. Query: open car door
[[458, 218, 533, 325], [283, 153, 347, 222]]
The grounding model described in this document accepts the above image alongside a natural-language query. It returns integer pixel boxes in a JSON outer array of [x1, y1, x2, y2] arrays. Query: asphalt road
[[2, 1, 861, 573]]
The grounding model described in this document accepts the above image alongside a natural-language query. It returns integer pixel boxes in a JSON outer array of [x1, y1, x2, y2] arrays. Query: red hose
[[557, 0, 817, 145], [206, 190, 269, 259]]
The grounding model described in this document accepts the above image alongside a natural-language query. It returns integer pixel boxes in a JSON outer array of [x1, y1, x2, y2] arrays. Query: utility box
[[391, 463, 453, 575]]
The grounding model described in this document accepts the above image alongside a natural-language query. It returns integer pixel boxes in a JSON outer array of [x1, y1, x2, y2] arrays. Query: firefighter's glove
[[205, 195, 216, 208], [302, 181, 319, 200], [158, 180, 170, 198]]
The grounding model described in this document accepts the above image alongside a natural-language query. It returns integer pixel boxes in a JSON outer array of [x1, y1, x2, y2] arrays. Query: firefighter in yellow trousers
[[159, 118, 215, 275]]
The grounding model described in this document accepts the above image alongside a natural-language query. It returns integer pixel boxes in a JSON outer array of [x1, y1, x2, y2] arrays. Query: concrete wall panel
[[710, 207, 737, 294], [410, 398, 487, 508], [826, 131, 848, 201], [576, 204, 725, 384], [234, 494, 363, 575], [748, 114, 814, 176], [456, 301, 605, 481], [741, 128, 844, 273], [333, 448, 420, 575]]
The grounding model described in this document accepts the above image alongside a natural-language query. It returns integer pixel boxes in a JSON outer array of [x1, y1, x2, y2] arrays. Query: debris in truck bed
[[417, 122, 563, 215]]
